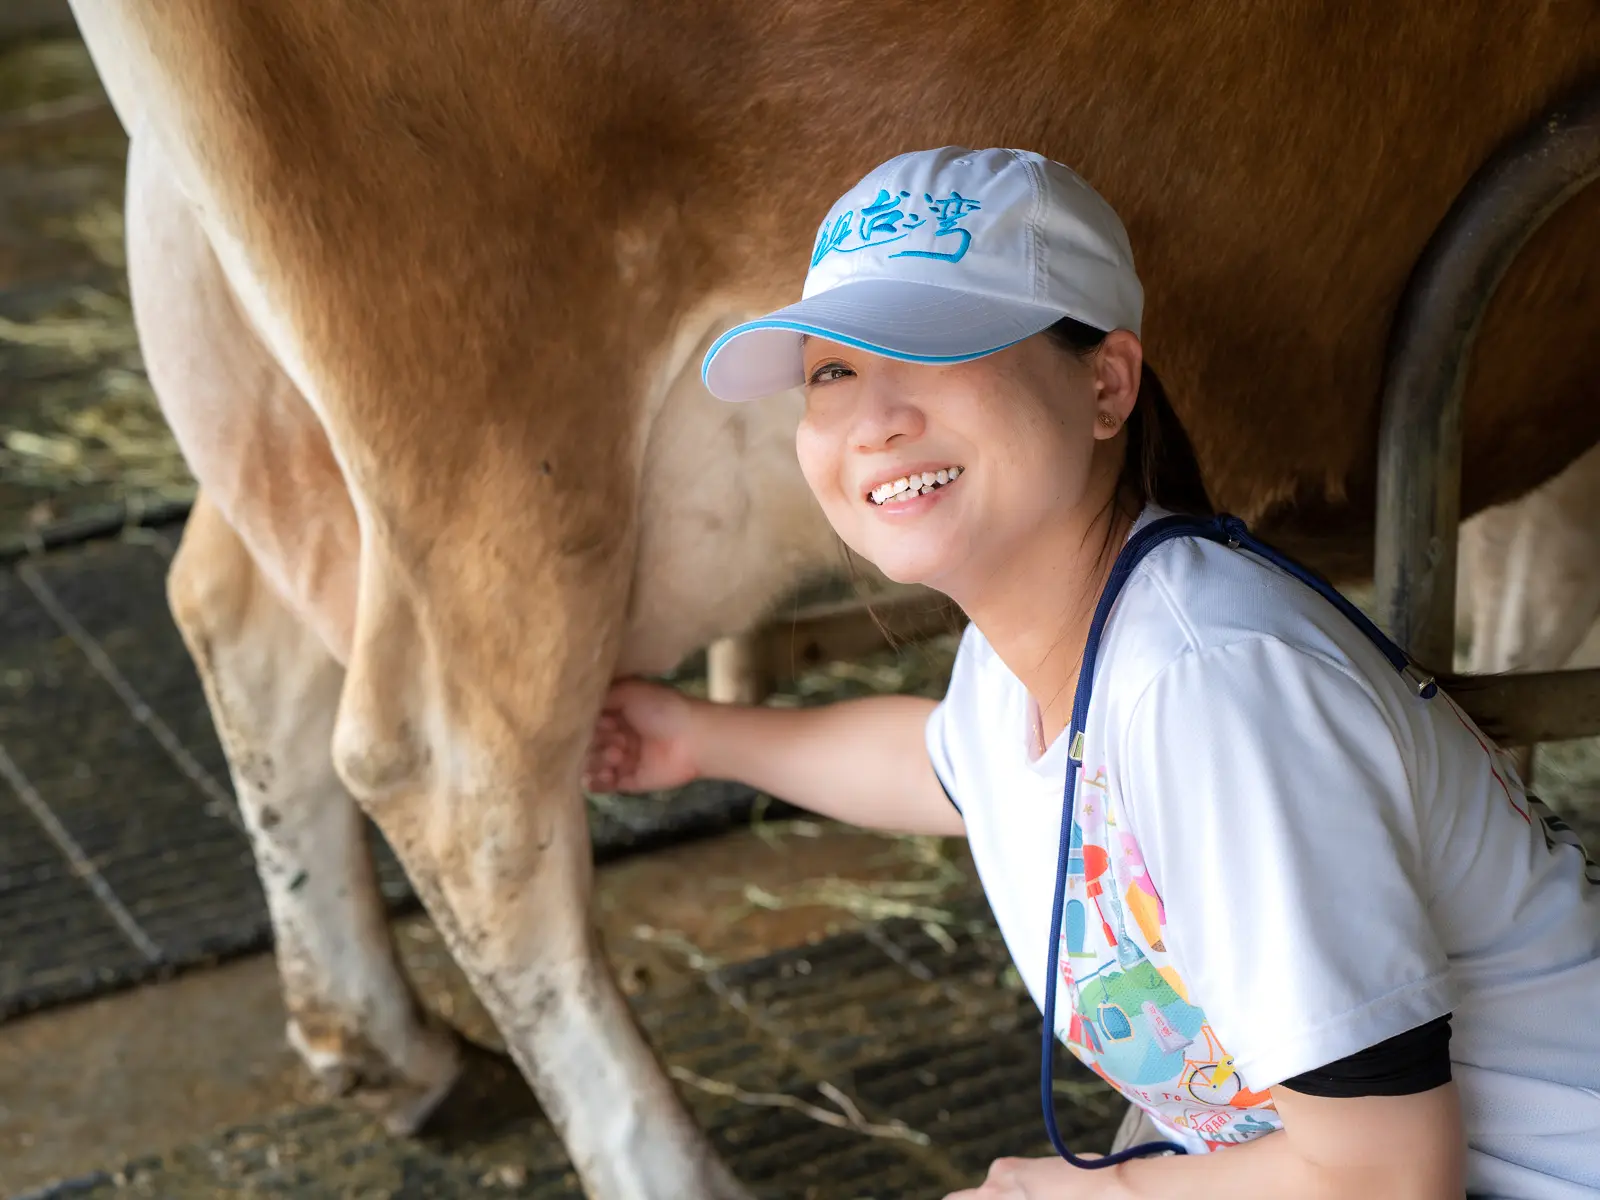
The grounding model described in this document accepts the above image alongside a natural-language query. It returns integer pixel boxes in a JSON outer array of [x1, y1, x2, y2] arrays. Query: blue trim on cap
[[701, 317, 1031, 391]]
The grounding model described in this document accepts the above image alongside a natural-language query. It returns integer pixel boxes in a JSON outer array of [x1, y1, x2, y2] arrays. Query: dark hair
[[1043, 316, 1213, 519]]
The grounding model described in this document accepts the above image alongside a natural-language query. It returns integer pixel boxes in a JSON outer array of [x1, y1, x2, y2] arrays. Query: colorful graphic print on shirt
[[1057, 767, 1280, 1150]]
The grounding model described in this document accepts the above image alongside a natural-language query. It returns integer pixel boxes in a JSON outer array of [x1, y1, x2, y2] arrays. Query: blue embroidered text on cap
[[812, 188, 984, 266]]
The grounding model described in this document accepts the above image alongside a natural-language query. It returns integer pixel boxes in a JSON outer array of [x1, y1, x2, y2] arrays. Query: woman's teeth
[[868, 466, 962, 506]]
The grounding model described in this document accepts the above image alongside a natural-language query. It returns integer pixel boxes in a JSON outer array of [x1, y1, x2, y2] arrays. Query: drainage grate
[[0, 521, 780, 1018], [22, 898, 1127, 1199]]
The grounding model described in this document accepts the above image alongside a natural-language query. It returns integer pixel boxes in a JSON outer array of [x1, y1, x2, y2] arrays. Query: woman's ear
[[1092, 330, 1143, 439]]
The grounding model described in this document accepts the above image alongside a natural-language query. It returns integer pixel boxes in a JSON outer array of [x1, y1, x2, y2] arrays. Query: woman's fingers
[[583, 731, 622, 783], [585, 723, 642, 793]]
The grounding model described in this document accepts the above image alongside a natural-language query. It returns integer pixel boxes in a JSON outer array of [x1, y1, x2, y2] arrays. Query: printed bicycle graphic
[[1176, 1024, 1241, 1105]]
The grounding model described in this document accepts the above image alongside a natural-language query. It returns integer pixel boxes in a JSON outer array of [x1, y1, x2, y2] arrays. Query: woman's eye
[[807, 363, 854, 386]]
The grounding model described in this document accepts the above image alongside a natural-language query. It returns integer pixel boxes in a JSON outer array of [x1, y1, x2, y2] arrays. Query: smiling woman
[[590, 146, 1600, 1199], [791, 324, 1140, 600], [793, 313, 1213, 602]]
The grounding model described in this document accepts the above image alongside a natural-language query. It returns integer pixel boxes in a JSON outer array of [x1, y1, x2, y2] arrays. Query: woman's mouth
[[867, 465, 963, 506]]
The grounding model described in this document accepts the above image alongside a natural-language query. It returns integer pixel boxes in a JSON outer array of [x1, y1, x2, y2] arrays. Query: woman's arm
[[585, 681, 965, 837], [691, 693, 964, 835], [1110, 1082, 1467, 1199], [945, 1083, 1466, 1199]]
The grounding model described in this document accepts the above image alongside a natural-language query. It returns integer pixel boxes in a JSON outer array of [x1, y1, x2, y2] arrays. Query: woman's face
[[794, 330, 1140, 591]]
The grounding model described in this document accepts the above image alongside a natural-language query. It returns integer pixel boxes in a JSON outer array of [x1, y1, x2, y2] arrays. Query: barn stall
[[0, 12, 1597, 1200]]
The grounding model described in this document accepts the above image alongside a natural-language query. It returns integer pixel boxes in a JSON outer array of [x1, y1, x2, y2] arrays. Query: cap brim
[[701, 279, 1067, 402]]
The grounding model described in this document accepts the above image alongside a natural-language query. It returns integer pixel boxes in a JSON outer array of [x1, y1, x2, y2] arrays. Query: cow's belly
[[616, 322, 842, 677]]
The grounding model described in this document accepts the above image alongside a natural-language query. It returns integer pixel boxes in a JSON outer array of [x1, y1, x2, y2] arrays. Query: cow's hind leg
[[326, 466, 748, 1195], [168, 496, 462, 1131]]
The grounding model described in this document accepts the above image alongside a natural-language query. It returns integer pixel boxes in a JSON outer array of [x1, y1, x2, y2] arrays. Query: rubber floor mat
[[0, 518, 779, 1020], [18, 894, 1130, 1200]]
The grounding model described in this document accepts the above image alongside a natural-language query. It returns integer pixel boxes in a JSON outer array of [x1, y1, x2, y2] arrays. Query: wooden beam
[[762, 592, 1600, 748], [1436, 668, 1600, 748], [752, 586, 963, 688]]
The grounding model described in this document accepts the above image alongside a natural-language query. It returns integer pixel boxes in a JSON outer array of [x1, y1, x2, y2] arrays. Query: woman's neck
[[955, 494, 1139, 749]]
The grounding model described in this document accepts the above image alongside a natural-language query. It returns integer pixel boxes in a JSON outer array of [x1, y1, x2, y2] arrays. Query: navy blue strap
[[1040, 512, 1437, 1167]]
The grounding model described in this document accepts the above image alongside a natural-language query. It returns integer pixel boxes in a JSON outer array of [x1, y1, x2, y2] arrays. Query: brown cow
[[62, 1, 1599, 1195]]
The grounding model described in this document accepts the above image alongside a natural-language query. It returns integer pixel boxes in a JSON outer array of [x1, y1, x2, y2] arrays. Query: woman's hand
[[582, 679, 701, 794], [944, 1155, 1119, 1200]]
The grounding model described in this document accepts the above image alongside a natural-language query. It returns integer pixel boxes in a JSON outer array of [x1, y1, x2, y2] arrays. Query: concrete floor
[[0, 822, 973, 1195]]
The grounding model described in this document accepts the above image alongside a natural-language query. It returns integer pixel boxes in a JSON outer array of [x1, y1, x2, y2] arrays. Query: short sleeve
[[925, 623, 988, 814], [1119, 636, 1455, 1089]]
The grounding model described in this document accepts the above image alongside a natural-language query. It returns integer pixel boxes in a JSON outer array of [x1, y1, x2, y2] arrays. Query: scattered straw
[[45, 198, 126, 269], [752, 817, 825, 851], [717, 825, 975, 935], [921, 921, 958, 954], [1052, 1076, 1113, 1104], [749, 793, 824, 850], [4, 428, 80, 466], [883, 834, 968, 884], [0, 38, 108, 113], [629, 924, 721, 974], [740, 880, 956, 927], [669, 1065, 930, 1146], [0, 308, 135, 357]]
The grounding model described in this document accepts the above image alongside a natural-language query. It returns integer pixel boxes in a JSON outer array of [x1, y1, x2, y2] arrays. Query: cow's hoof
[[368, 1055, 464, 1138], [286, 1013, 464, 1136]]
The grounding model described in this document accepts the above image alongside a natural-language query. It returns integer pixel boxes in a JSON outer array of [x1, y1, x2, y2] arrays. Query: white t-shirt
[[926, 505, 1600, 1199]]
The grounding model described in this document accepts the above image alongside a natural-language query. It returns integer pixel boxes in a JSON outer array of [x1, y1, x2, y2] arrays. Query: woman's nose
[[849, 384, 926, 451]]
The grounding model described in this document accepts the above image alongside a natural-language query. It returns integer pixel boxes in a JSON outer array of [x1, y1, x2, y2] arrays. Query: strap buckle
[[1215, 513, 1246, 550], [1402, 662, 1438, 699]]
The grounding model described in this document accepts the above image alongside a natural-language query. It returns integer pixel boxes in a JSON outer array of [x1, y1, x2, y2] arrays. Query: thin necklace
[[1031, 649, 1084, 758], [1031, 504, 1134, 759]]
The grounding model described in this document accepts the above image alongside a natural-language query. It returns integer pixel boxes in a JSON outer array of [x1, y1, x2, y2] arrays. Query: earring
[[1098, 413, 1118, 430]]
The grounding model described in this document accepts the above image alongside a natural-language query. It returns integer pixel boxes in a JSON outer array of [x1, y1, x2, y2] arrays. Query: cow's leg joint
[[332, 714, 433, 805]]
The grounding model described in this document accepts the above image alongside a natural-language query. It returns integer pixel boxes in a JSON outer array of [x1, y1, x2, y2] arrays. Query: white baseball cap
[[701, 145, 1143, 403]]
